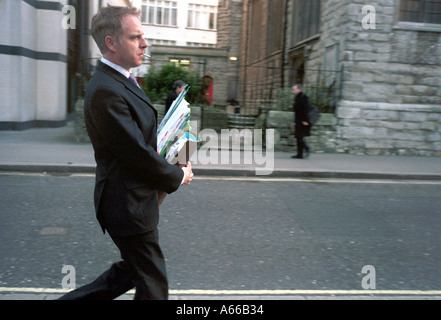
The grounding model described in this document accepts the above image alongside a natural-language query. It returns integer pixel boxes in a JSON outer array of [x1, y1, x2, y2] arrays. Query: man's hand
[[180, 161, 194, 185], [159, 161, 194, 206]]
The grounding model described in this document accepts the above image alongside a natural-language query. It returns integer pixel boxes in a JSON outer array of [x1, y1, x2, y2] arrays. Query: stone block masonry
[[336, 101, 441, 156], [265, 102, 441, 157], [301, 0, 441, 156], [266, 111, 338, 153]]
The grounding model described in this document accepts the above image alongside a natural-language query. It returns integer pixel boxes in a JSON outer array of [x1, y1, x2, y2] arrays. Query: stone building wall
[[341, 0, 441, 105], [287, 0, 441, 156], [337, 101, 441, 156], [266, 111, 338, 153], [337, 0, 441, 156]]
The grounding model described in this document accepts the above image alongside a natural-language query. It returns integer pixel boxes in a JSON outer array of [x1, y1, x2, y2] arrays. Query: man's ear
[[105, 36, 117, 53]]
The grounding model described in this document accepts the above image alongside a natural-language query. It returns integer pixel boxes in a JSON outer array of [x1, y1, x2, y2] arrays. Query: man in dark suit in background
[[58, 6, 193, 300], [165, 80, 186, 114], [291, 84, 311, 159]]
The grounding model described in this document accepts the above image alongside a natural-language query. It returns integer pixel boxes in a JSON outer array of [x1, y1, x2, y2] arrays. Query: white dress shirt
[[101, 57, 131, 79]]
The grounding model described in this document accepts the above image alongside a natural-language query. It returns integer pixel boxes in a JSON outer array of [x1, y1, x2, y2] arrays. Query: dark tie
[[129, 74, 141, 89]]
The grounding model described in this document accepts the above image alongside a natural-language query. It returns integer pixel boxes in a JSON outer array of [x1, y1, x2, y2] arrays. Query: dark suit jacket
[[165, 91, 178, 115], [84, 62, 184, 236], [293, 92, 311, 138]]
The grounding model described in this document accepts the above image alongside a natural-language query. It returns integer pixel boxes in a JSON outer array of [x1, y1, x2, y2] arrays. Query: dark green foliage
[[142, 63, 206, 105]]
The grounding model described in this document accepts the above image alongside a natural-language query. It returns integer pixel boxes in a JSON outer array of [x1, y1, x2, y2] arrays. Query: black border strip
[[22, 0, 64, 11], [0, 45, 67, 63]]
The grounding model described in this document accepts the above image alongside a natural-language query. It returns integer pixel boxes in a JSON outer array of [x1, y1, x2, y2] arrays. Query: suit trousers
[[296, 137, 310, 157], [58, 229, 168, 300]]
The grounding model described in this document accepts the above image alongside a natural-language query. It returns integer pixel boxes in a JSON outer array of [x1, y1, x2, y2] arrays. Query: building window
[[187, 4, 217, 30], [147, 39, 177, 46], [399, 0, 441, 24], [291, 0, 321, 46], [169, 58, 191, 70], [142, 0, 178, 26], [267, 0, 286, 55], [248, 0, 265, 62], [187, 42, 216, 48]]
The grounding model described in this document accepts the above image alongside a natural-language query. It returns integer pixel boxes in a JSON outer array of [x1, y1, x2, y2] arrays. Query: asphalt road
[[0, 172, 440, 298]]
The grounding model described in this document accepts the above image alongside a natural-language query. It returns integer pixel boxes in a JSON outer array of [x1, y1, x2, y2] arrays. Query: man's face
[[176, 85, 185, 94], [292, 86, 301, 95], [113, 14, 148, 71]]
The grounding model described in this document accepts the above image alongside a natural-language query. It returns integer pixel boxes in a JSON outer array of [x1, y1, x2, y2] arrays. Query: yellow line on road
[[1, 171, 440, 185], [1, 287, 441, 296]]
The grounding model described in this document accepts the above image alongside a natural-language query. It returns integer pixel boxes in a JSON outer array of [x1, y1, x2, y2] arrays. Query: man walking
[[291, 84, 311, 159], [58, 6, 193, 300]]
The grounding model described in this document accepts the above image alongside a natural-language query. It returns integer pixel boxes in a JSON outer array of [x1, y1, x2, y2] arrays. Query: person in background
[[291, 84, 311, 159], [165, 80, 186, 114]]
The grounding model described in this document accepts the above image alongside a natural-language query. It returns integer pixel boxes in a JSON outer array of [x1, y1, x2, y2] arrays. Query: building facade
[[3, 0, 440, 157], [0, 0, 134, 130], [310, 0, 441, 156], [0, 0, 231, 130], [138, 0, 232, 106], [135, 0, 218, 48], [238, 0, 441, 156], [0, 0, 69, 130]]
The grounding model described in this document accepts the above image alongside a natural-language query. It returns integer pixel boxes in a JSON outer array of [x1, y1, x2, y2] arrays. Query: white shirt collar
[[101, 57, 131, 79]]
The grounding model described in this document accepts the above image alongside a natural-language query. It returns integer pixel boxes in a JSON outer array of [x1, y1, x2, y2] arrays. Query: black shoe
[[291, 155, 303, 159], [305, 149, 311, 158]]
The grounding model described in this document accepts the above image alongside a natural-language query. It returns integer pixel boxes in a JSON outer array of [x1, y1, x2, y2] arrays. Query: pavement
[[0, 121, 440, 180], [1, 122, 441, 301]]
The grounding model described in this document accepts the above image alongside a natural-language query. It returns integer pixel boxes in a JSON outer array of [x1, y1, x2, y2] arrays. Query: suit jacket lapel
[[96, 62, 155, 111], [125, 78, 153, 107]]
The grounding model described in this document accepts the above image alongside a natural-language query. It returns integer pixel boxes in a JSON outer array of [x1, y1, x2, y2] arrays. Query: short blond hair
[[91, 6, 141, 54]]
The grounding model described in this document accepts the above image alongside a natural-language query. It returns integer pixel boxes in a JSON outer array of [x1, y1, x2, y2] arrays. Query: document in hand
[[157, 85, 199, 163]]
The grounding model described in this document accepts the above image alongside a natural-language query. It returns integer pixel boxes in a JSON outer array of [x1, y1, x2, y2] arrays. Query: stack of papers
[[157, 85, 199, 162]]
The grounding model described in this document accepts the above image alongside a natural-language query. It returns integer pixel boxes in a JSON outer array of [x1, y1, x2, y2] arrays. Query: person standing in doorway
[[291, 84, 311, 159], [58, 6, 193, 300]]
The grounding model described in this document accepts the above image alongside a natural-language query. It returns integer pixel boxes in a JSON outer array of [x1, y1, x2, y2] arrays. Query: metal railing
[[225, 64, 343, 128]]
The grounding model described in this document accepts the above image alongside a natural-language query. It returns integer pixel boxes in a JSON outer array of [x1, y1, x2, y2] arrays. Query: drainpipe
[[281, 0, 289, 89]]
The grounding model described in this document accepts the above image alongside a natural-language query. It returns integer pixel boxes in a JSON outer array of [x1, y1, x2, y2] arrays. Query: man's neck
[[101, 56, 131, 78]]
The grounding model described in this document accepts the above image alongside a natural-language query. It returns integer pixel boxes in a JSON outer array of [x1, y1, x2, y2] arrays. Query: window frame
[[398, 0, 441, 24], [187, 3, 218, 31], [142, 0, 178, 27]]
